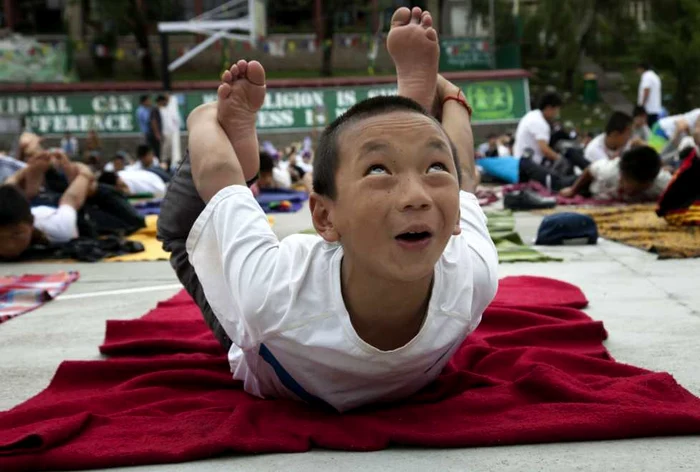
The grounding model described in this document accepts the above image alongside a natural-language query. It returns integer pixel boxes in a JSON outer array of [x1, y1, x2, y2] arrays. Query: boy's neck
[[340, 256, 433, 351]]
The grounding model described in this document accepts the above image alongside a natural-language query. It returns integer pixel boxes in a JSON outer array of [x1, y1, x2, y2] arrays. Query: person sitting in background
[[476, 134, 507, 158], [85, 151, 102, 173], [513, 92, 562, 165], [632, 106, 651, 142], [84, 129, 102, 155], [103, 151, 130, 172], [98, 167, 167, 198], [560, 146, 672, 202], [60, 132, 79, 159], [584, 112, 633, 164], [128, 144, 170, 183], [0, 155, 94, 260]]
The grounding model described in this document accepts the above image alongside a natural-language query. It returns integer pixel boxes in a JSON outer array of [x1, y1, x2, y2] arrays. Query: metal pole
[[160, 33, 171, 91], [489, 0, 496, 69]]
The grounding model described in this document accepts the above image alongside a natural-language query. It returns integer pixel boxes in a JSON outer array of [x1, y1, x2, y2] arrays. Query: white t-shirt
[[31, 205, 78, 243], [187, 186, 499, 412], [589, 158, 672, 202], [584, 133, 620, 163], [657, 109, 700, 138], [118, 169, 167, 197], [638, 70, 662, 114], [272, 166, 292, 188], [513, 110, 551, 164]]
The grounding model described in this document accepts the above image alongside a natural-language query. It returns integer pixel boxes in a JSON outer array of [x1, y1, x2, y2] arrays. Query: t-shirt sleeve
[[584, 138, 606, 163], [186, 185, 286, 348], [32, 205, 78, 243], [533, 117, 551, 142], [640, 72, 653, 90], [443, 192, 499, 321]]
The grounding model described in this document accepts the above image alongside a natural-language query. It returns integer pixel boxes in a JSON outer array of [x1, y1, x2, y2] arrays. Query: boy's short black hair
[[620, 146, 661, 183], [156, 95, 167, 103], [538, 92, 563, 111], [98, 171, 118, 186], [0, 185, 32, 227], [259, 151, 275, 174], [313, 95, 461, 199], [633, 105, 648, 118], [605, 111, 633, 135], [139, 95, 150, 104], [638, 62, 650, 71], [136, 144, 152, 159]]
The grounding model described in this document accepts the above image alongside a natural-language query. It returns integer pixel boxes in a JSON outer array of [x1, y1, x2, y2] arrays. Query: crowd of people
[[475, 62, 697, 205]]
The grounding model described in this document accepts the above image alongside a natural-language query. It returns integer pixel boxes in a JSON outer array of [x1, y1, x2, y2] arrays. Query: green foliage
[[641, 0, 700, 111]]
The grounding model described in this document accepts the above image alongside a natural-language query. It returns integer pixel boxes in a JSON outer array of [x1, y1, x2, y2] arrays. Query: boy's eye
[[428, 162, 449, 173], [366, 165, 388, 175]]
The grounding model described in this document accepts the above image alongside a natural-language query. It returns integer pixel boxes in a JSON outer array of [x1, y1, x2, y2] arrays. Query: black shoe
[[504, 189, 557, 211]]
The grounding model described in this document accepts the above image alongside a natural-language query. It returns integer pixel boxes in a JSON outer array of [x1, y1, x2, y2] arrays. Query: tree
[[87, 0, 181, 80], [643, 0, 700, 112], [521, 0, 634, 92]]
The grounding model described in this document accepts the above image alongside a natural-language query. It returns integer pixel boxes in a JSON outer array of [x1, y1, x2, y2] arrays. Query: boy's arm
[[436, 76, 477, 193], [59, 166, 93, 210], [187, 103, 246, 202], [560, 168, 593, 197]]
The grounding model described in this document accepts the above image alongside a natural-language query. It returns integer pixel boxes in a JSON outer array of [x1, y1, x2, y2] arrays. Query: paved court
[[1, 206, 699, 472]]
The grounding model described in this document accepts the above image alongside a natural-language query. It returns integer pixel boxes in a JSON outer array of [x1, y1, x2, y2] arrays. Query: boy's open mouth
[[395, 231, 432, 242]]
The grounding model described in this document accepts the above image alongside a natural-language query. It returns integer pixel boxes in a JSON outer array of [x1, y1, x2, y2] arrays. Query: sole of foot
[[386, 6, 440, 112], [217, 59, 267, 182]]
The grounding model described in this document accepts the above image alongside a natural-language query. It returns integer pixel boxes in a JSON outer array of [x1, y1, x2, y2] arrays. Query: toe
[[426, 27, 438, 42], [421, 11, 433, 28], [230, 65, 240, 80], [221, 70, 232, 84], [411, 7, 422, 24], [237, 59, 248, 76], [246, 60, 266, 86], [217, 83, 231, 100], [390, 7, 411, 27]]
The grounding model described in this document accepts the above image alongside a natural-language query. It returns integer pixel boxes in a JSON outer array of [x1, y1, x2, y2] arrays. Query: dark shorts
[[156, 152, 233, 351]]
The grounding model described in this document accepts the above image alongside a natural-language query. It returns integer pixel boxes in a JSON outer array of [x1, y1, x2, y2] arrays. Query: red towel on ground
[[0, 272, 79, 324], [2, 276, 700, 472]]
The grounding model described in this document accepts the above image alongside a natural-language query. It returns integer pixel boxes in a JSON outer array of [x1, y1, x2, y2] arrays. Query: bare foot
[[217, 59, 267, 182], [387, 6, 439, 112]]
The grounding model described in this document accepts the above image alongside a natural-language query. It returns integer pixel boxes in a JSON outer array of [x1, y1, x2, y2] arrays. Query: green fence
[[0, 78, 529, 135]]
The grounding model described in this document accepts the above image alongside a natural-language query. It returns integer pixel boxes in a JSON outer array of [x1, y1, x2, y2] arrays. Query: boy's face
[[543, 106, 560, 122], [114, 158, 125, 171], [619, 176, 653, 196], [315, 111, 461, 282], [633, 115, 647, 128], [141, 152, 154, 167], [610, 126, 632, 150], [0, 222, 33, 259]]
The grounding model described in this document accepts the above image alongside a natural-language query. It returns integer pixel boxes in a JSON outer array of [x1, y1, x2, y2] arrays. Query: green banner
[[439, 38, 494, 71], [0, 78, 528, 135]]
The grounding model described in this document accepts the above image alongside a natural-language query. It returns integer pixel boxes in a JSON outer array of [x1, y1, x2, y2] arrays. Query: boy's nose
[[398, 177, 431, 211]]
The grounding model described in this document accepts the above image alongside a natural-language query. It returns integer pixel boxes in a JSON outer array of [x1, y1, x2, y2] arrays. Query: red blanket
[[0, 272, 79, 325], [2, 276, 700, 472]]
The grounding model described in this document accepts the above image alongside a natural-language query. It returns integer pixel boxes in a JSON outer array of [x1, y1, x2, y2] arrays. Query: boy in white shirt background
[[637, 62, 662, 127], [158, 6, 498, 412], [584, 112, 633, 164], [513, 93, 562, 165]]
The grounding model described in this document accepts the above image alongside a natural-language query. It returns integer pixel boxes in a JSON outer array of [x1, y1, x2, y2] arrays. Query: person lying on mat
[[584, 111, 634, 164], [157, 6, 498, 412], [0, 154, 94, 259], [97, 168, 167, 198], [560, 146, 672, 202], [259, 151, 314, 193]]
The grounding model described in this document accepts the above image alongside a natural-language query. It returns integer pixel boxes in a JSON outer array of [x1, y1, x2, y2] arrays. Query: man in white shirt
[[513, 92, 562, 165], [98, 168, 167, 198], [160, 93, 183, 170], [158, 7, 497, 412], [637, 63, 662, 127], [584, 111, 633, 164]]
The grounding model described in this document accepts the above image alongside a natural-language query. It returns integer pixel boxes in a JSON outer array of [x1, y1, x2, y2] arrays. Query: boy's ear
[[309, 192, 340, 242]]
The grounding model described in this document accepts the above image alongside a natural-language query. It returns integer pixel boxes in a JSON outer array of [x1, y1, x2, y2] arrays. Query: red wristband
[[442, 90, 473, 118]]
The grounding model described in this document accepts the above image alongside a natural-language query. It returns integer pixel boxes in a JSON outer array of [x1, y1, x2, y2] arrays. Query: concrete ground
[[1, 204, 700, 472]]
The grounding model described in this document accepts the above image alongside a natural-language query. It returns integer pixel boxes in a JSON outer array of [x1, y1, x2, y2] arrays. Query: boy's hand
[[676, 119, 690, 133], [26, 151, 52, 173]]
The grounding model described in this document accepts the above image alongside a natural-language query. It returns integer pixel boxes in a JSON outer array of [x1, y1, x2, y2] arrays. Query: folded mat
[[504, 181, 618, 206], [256, 189, 309, 213], [107, 215, 170, 262], [557, 204, 700, 259], [485, 210, 561, 263], [3, 276, 700, 471], [0, 272, 79, 325]]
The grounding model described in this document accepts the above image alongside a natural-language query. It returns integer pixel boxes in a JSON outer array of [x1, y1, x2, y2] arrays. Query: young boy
[[632, 106, 651, 143], [158, 6, 498, 412], [560, 146, 672, 202], [584, 111, 633, 164]]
